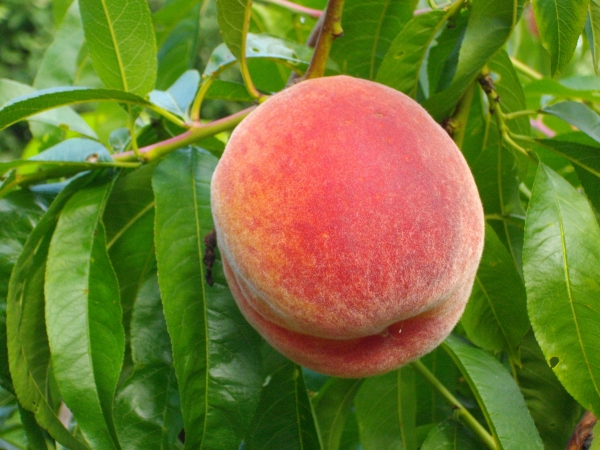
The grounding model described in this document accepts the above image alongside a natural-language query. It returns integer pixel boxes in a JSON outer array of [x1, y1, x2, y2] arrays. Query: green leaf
[[461, 224, 529, 362], [543, 101, 600, 144], [153, 0, 200, 47], [312, 378, 363, 450], [53, 0, 74, 26], [0, 138, 117, 178], [216, 0, 252, 62], [426, 11, 469, 96], [523, 163, 600, 417], [471, 123, 525, 274], [516, 330, 582, 450], [533, 0, 590, 76], [330, 0, 417, 80], [444, 335, 545, 450], [45, 180, 124, 450], [79, 0, 157, 95], [205, 80, 253, 102], [245, 361, 321, 450], [420, 419, 486, 450], [376, 10, 450, 98], [153, 147, 263, 449], [415, 348, 458, 425], [203, 33, 314, 78], [354, 368, 417, 450], [19, 405, 50, 450], [114, 273, 182, 449], [149, 70, 200, 122], [0, 192, 47, 392], [536, 137, 600, 179], [424, 0, 525, 121], [104, 164, 156, 347], [156, 2, 202, 90], [7, 176, 94, 450], [0, 79, 97, 138], [0, 86, 152, 132], [586, 0, 600, 74], [34, 1, 84, 89], [524, 78, 600, 103], [488, 50, 531, 136]]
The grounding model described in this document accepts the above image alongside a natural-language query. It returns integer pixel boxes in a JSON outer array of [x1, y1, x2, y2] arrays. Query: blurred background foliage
[[0, 0, 325, 161]]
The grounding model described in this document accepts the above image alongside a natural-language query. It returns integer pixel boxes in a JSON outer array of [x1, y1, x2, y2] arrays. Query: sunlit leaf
[[586, 0, 600, 74], [80, 0, 157, 95], [0, 86, 152, 132], [34, 1, 84, 89], [149, 70, 200, 122], [523, 163, 600, 417], [216, 0, 252, 61], [533, 0, 590, 76], [0, 80, 97, 138], [203, 33, 314, 78], [46, 180, 124, 449]]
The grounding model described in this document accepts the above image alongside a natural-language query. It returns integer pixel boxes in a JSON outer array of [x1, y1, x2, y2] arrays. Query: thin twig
[[114, 106, 256, 162]]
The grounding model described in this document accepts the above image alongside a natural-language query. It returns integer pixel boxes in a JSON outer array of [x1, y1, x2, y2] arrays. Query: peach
[[210, 75, 484, 378]]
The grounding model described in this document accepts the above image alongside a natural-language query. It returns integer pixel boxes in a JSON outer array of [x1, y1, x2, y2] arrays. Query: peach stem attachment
[[410, 360, 497, 449]]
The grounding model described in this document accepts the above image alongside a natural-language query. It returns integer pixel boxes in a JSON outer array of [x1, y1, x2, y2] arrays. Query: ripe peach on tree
[[211, 75, 485, 378]]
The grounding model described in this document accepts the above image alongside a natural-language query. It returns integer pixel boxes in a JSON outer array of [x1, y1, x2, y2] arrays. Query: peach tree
[[0, 0, 599, 449]]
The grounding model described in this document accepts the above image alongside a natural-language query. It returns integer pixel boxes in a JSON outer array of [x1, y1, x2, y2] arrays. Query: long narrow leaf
[[216, 0, 252, 62], [153, 147, 263, 449], [45, 180, 124, 450], [312, 378, 363, 450], [0, 80, 97, 138], [0, 87, 152, 132], [376, 9, 451, 98], [444, 335, 544, 450], [245, 361, 321, 450], [533, 0, 590, 75], [0, 192, 47, 392], [7, 176, 93, 450], [424, 0, 525, 121], [523, 163, 600, 417], [114, 273, 182, 449], [79, 0, 157, 95]]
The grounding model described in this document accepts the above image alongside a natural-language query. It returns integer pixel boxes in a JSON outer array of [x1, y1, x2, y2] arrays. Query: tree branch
[[301, 0, 345, 80]]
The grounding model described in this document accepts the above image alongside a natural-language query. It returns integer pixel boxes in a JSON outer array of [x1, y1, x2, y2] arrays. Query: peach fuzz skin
[[211, 75, 485, 378]]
